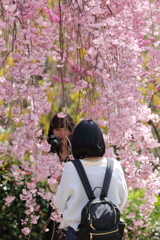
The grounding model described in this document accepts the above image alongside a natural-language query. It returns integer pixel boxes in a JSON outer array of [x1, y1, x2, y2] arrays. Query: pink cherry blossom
[[5, 196, 15, 206], [57, 112, 67, 118], [21, 227, 31, 236], [37, 140, 51, 153]]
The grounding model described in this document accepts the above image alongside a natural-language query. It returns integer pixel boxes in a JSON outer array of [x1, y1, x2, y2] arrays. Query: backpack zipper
[[91, 228, 118, 235], [88, 213, 96, 230]]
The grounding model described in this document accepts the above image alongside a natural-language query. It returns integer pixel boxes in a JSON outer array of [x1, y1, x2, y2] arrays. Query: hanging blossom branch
[[58, 0, 67, 110], [63, 0, 160, 236], [0, 0, 62, 236]]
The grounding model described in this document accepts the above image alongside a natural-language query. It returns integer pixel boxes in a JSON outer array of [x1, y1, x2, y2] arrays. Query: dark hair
[[72, 119, 105, 159], [48, 113, 75, 137]]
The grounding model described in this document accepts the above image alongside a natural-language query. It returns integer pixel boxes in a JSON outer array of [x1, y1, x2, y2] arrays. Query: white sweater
[[54, 157, 128, 231]]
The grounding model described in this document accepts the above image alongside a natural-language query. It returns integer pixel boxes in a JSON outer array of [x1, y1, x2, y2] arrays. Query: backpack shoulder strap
[[101, 158, 114, 197], [72, 159, 94, 200]]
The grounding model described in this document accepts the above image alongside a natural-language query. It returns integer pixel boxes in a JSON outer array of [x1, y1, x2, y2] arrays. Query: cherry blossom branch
[[148, 119, 160, 143]]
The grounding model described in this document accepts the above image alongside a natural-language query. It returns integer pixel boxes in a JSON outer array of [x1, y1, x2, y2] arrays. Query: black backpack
[[72, 158, 125, 240]]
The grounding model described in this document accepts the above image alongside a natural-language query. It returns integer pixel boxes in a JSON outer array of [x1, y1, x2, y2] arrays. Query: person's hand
[[39, 139, 50, 154], [56, 174, 62, 183]]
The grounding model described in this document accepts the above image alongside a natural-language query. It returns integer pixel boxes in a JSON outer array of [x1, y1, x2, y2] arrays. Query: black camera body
[[47, 135, 62, 153]]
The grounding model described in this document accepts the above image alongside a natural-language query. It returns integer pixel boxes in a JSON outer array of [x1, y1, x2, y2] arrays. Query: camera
[[47, 135, 62, 152]]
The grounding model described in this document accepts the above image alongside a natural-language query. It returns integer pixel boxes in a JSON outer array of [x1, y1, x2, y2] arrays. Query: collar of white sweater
[[80, 156, 108, 166]]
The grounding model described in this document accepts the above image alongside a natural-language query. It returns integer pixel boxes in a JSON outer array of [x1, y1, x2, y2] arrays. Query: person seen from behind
[[54, 119, 128, 240]]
